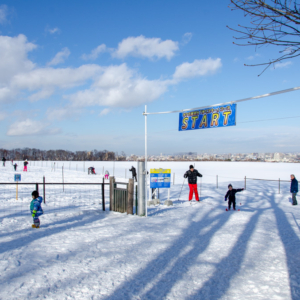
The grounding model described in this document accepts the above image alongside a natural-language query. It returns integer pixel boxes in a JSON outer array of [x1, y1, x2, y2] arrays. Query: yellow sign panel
[[150, 168, 171, 174]]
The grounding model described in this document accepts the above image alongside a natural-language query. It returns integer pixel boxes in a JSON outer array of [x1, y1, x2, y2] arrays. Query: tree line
[[0, 148, 127, 161]]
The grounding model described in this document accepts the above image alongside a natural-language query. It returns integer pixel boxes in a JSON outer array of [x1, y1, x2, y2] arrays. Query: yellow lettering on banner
[[210, 113, 219, 127], [181, 117, 189, 130], [191, 116, 198, 129], [199, 114, 207, 128], [223, 111, 232, 126]]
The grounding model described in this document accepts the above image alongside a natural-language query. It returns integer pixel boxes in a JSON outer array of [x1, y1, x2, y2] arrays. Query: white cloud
[[173, 58, 222, 80], [112, 35, 179, 60], [7, 119, 60, 136], [48, 27, 60, 34], [81, 44, 107, 60], [273, 61, 292, 69], [246, 53, 260, 60], [0, 112, 6, 121], [48, 47, 70, 66], [46, 106, 82, 121], [99, 108, 110, 116], [68, 63, 169, 108], [0, 34, 36, 85], [0, 5, 8, 24], [182, 32, 193, 45]]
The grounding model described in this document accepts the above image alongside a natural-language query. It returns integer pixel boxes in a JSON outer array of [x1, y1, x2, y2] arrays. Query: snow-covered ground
[[0, 161, 300, 300]]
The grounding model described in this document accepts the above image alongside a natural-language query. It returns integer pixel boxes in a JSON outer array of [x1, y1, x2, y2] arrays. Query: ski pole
[[178, 178, 186, 201]]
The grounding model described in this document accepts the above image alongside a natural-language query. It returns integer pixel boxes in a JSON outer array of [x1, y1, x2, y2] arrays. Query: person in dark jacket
[[184, 165, 202, 201], [13, 163, 18, 171], [129, 166, 137, 182], [2, 157, 6, 167], [290, 174, 298, 205], [23, 159, 28, 172], [225, 184, 244, 210]]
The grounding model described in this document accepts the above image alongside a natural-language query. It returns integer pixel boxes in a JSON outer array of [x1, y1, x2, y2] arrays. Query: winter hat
[[32, 190, 39, 198], [228, 184, 232, 188], [189, 165, 194, 169]]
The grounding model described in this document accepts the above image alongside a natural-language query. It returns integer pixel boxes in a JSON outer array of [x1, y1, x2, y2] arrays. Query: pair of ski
[[190, 200, 201, 206], [225, 208, 240, 211]]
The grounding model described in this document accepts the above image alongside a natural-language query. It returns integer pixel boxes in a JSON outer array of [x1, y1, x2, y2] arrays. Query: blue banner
[[178, 104, 236, 131]]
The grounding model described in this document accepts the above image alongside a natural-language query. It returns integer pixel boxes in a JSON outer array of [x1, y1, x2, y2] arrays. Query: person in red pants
[[184, 165, 203, 201]]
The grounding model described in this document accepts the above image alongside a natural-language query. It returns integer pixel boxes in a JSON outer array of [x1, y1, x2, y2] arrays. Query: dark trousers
[[228, 199, 236, 210], [292, 193, 298, 205], [133, 175, 137, 182]]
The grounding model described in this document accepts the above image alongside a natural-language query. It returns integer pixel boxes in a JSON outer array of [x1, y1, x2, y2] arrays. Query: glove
[[224, 198, 227, 201], [32, 210, 36, 217]]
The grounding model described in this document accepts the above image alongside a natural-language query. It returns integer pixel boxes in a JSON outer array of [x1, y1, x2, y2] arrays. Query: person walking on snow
[[23, 159, 28, 172], [105, 170, 109, 179], [225, 184, 244, 211], [184, 165, 202, 201], [13, 163, 18, 171], [2, 157, 6, 167], [129, 166, 137, 182], [30, 190, 43, 228], [290, 174, 298, 205]]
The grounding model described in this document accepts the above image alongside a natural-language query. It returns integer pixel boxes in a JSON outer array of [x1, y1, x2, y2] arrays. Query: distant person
[[105, 170, 109, 179], [129, 166, 137, 182], [13, 163, 18, 171], [290, 174, 298, 206], [224, 184, 244, 211], [88, 167, 96, 175], [23, 159, 28, 172], [2, 157, 6, 167], [30, 190, 44, 228], [184, 165, 202, 202]]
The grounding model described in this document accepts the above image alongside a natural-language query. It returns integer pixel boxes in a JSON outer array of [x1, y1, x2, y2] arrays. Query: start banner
[[178, 104, 236, 131]]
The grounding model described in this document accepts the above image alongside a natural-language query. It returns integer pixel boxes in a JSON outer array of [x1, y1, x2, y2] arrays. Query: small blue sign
[[179, 104, 237, 131], [14, 174, 21, 182], [150, 169, 171, 189]]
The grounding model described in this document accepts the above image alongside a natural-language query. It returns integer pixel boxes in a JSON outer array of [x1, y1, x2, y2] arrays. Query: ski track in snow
[[0, 161, 300, 300]]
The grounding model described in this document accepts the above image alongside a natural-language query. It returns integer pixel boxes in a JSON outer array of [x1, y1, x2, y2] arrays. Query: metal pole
[[16, 182, 18, 200], [43, 176, 46, 203], [145, 105, 148, 217], [173, 173, 175, 185], [102, 177, 105, 211]]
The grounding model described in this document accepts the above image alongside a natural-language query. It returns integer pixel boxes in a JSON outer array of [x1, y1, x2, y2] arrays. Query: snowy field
[[0, 161, 300, 300]]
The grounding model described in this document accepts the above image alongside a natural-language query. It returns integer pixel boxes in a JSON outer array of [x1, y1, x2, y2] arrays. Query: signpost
[[150, 168, 172, 205], [14, 174, 21, 200]]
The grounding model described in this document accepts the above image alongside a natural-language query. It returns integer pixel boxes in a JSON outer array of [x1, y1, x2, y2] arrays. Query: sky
[[0, 0, 299, 155]]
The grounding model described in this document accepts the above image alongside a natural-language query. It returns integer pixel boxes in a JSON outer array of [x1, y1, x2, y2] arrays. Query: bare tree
[[228, 0, 300, 75]]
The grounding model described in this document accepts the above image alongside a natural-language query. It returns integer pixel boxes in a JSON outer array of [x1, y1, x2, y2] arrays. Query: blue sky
[[0, 0, 299, 155]]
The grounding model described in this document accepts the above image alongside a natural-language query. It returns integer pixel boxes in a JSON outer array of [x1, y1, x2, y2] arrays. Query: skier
[[224, 184, 244, 211], [23, 159, 28, 172], [88, 167, 96, 175], [184, 165, 203, 202], [2, 157, 6, 167], [105, 170, 109, 179], [13, 163, 18, 171], [129, 166, 137, 182], [30, 190, 44, 228], [290, 174, 298, 206]]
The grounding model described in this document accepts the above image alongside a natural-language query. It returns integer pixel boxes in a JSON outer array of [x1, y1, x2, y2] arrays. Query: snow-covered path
[[0, 162, 300, 299]]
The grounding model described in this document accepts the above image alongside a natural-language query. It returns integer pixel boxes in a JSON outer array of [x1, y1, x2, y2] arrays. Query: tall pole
[[145, 105, 148, 217]]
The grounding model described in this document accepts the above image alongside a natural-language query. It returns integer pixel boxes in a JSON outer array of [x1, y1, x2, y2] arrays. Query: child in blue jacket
[[30, 190, 44, 228], [291, 174, 298, 205]]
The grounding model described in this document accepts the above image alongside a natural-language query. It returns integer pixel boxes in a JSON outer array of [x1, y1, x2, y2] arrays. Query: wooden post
[[36, 183, 39, 194], [244, 176, 246, 190], [43, 176, 46, 203], [127, 179, 134, 215], [110, 176, 115, 211], [102, 177, 105, 211], [16, 182, 18, 200]]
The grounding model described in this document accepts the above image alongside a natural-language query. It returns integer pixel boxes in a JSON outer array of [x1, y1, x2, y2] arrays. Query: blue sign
[[179, 104, 236, 131], [150, 169, 171, 189], [14, 174, 21, 182]]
